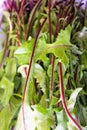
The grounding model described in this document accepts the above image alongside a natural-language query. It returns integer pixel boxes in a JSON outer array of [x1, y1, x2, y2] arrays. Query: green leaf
[[55, 124, 66, 130], [77, 101, 87, 126], [0, 105, 11, 130], [0, 50, 3, 63], [35, 34, 49, 64], [34, 105, 47, 115], [0, 77, 14, 106], [27, 79, 38, 104], [33, 63, 46, 92], [5, 58, 16, 81], [56, 25, 72, 45], [50, 96, 58, 106], [80, 51, 87, 68], [36, 119, 50, 130], [14, 39, 34, 65], [36, 26, 72, 65], [67, 88, 82, 111], [67, 120, 77, 130], [0, 67, 4, 80], [55, 110, 68, 130]]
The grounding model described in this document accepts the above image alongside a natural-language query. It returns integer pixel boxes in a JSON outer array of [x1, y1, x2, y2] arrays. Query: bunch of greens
[[0, 0, 87, 130]]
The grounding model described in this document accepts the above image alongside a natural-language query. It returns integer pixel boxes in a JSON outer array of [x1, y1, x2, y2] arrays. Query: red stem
[[22, 18, 47, 130], [48, 0, 52, 43], [16, 0, 26, 47], [59, 62, 82, 130], [18, 0, 26, 19]]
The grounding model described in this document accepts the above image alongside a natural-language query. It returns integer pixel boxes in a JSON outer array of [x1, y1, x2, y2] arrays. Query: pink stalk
[[22, 18, 47, 130], [59, 62, 82, 130]]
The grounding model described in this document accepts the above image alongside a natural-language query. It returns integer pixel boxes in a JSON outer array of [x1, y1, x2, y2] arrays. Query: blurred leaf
[[55, 110, 68, 130], [0, 105, 11, 130], [80, 51, 87, 68], [67, 88, 82, 111], [33, 63, 46, 92], [5, 58, 16, 81], [34, 105, 47, 115], [0, 77, 14, 106], [50, 96, 58, 106], [36, 119, 50, 130], [0, 67, 4, 80], [14, 39, 34, 65], [77, 100, 87, 126], [15, 103, 36, 130], [67, 120, 77, 130], [56, 25, 71, 45], [55, 124, 66, 130], [0, 50, 3, 63]]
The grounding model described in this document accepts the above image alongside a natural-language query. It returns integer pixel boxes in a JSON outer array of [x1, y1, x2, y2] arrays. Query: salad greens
[[0, 0, 87, 130]]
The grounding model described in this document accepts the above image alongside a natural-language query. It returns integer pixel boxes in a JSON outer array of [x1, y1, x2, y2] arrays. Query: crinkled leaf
[[36, 26, 72, 65], [56, 25, 71, 44], [14, 39, 34, 65], [0, 77, 14, 106], [35, 34, 49, 64]]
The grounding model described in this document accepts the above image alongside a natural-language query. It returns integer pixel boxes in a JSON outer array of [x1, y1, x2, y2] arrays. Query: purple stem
[[59, 62, 82, 130]]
